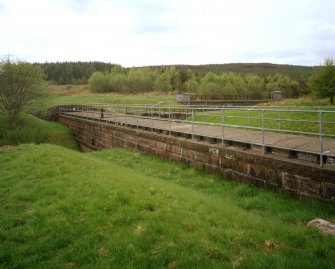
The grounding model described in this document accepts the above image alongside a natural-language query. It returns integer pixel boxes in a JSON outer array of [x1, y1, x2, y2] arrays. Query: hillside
[[148, 63, 313, 80], [36, 62, 313, 85], [1, 144, 334, 268]]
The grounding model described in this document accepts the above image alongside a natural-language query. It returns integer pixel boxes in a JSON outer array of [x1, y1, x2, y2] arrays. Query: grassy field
[[191, 108, 335, 136], [262, 96, 334, 107], [48, 85, 178, 107], [1, 144, 335, 268], [0, 114, 78, 150], [49, 85, 333, 108]]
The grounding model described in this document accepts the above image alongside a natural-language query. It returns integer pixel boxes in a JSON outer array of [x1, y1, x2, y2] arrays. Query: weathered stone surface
[[307, 218, 335, 236], [322, 182, 335, 201], [59, 115, 335, 204]]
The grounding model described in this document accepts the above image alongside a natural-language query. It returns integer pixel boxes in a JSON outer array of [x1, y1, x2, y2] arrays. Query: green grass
[[50, 94, 178, 106], [48, 85, 178, 107], [0, 114, 78, 150], [192, 108, 335, 135], [1, 144, 334, 268], [262, 96, 334, 107]]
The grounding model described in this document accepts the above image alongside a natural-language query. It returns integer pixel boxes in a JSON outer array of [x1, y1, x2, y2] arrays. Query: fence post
[[192, 107, 195, 140], [151, 106, 153, 132], [169, 106, 171, 135], [136, 106, 139, 132], [248, 109, 250, 127], [114, 105, 117, 124], [319, 111, 324, 167], [124, 106, 127, 126], [100, 108, 104, 119], [202, 105, 205, 123], [278, 111, 281, 130], [262, 109, 265, 155], [221, 108, 225, 147]]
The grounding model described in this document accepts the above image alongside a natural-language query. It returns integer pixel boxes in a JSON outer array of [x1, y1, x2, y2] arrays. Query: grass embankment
[[1, 144, 334, 268], [49, 85, 178, 107], [0, 114, 78, 150]]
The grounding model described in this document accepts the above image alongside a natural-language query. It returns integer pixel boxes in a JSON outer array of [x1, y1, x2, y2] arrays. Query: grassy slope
[[1, 144, 334, 268], [0, 114, 78, 150]]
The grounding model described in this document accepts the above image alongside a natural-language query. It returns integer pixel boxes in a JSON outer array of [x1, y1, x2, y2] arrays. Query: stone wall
[[59, 115, 335, 204]]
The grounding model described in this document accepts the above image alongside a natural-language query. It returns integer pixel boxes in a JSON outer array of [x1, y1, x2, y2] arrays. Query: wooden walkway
[[63, 111, 335, 160]]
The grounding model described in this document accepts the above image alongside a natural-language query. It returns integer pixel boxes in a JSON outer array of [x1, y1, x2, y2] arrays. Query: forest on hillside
[[36, 61, 314, 98], [36, 62, 116, 85]]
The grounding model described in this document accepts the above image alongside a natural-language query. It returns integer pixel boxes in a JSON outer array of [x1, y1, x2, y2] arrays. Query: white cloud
[[0, 0, 334, 66]]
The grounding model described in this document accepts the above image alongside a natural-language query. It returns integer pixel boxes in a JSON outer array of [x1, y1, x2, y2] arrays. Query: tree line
[[87, 65, 301, 99], [33, 61, 310, 98], [35, 62, 311, 84], [36, 61, 116, 85]]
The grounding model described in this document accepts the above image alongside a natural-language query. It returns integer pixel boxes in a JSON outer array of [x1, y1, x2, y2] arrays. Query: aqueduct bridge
[[57, 104, 335, 204]]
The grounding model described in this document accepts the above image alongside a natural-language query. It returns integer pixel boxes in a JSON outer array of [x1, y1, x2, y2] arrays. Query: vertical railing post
[[262, 109, 265, 155], [278, 111, 281, 130], [151, 106, 153, 132], [114, 105, 117, 124], [136, 106, 139, 132], [221, 108, 225, 147], [202, 105, 205, 123], [124, 106, 127, 126], [192, 107, 195, 139], [100, 107, 104, 120], [248, 109, 250, 127], [319, 110, 324, 167], [168, 106, 171, 135]]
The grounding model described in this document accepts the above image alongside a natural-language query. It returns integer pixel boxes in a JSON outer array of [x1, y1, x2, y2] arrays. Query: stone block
[[170, 145, 182, 156], [156, 149, 170, 159], [170, 154, 182, 163], [322, 183, 335, 201], [183, 149, 197, 160]]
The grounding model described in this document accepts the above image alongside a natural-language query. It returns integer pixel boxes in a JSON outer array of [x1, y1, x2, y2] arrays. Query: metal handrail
[[58, 104, 335, 167]]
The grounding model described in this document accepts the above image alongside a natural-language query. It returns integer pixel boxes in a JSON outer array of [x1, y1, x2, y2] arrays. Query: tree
[[107, 73, 128, 93], [184, 75, 199, 93], [0, 59, 48, 126], [153, 72, 172, 93], [245, 74, 265, 99], [127, 68, 154, 93], [88, 71, 110, 93], [308, 57, 335, 104]]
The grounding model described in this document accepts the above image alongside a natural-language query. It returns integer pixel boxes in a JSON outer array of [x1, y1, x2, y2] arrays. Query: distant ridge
[[36, 61, 314, 84], [144, 62, 314, 80]]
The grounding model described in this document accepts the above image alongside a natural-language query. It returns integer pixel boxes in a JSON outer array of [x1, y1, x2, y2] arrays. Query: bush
[[88, 71, 110, 93]]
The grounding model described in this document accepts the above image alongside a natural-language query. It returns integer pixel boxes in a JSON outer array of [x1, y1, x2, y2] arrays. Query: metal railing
[[58, 104, 335, 167]]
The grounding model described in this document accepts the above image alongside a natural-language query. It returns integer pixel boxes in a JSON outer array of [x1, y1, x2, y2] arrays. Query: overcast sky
[[0, 0, 334, 67]]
